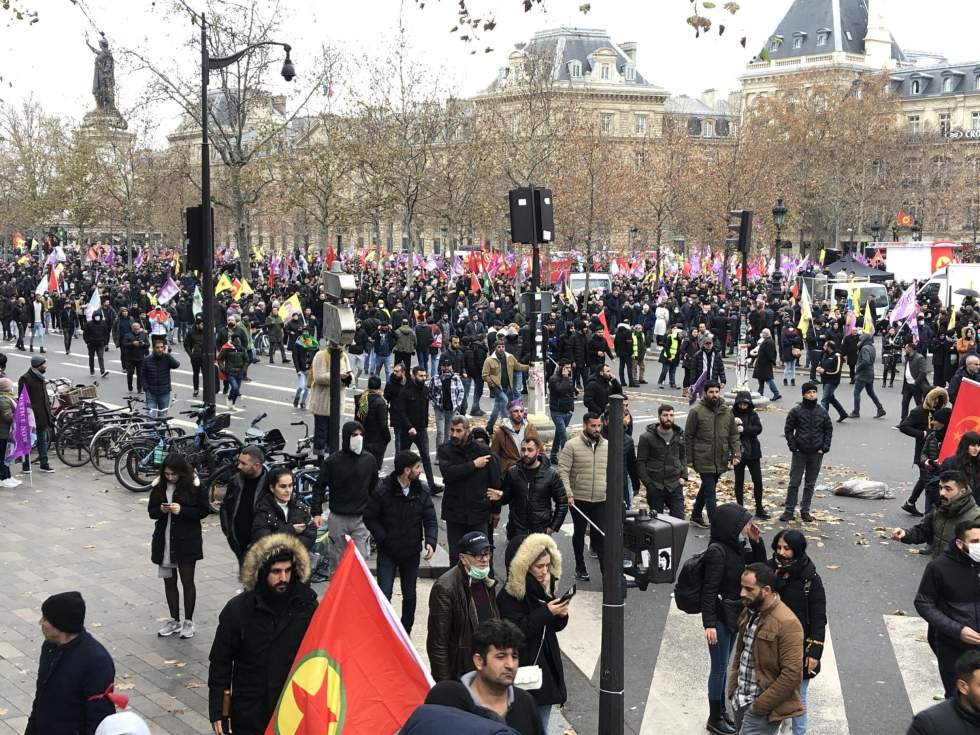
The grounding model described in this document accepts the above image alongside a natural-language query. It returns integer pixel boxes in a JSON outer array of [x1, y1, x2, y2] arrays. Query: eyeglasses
[[464, 550, 492, 561]]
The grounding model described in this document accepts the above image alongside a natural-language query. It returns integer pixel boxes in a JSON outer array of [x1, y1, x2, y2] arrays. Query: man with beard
[[913, 519, 980, 699], [892, 470, 980, 558], [208, 534, 317, 735], [496, 436, 568, 540], [727, 563, 804, 735], [438, 416, 498, 565], [906, 650, 980, 733], [18, 355, 54, 474], [636, 404, 688, 519], [490, 400, 540, 474], [394, 365, 442, 494], [685, 381, 740, 528], [558, 412, 608, 582], [779, 383, 833, 524], [583, 363, 622, 416]]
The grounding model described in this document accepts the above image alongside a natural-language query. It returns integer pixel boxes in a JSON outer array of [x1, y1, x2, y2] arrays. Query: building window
[[770, 37, 781, 52], [816, 31, 829, 46], [793, 36, 803, 49], [973, 112, 980, 131], [908, 115, 921, 135], [911, 79, 920, 95], [704, 120, 715, 137], [601, 64, 610, 80], [976, 74, 980, 91], [624, 64, 636, 82], [634, 114, 647, 135], [568, 60, 582, 79], [600, 113, 613, 134], [943, 77, 955, 93], [939, 112, 951, 136]]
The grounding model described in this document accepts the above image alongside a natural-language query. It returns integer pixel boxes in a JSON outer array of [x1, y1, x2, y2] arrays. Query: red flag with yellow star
[[940, 378, 980, 462], [265, 540, 432, 735]]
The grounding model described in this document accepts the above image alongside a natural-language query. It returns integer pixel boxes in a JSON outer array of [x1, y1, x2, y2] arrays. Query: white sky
[[2, 0, 979, 140]]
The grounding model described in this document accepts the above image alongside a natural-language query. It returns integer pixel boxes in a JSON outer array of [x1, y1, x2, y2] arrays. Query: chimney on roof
[[620, 41, 637, 63], [864, 0, 896, 69], [701, 88, 717, 110]]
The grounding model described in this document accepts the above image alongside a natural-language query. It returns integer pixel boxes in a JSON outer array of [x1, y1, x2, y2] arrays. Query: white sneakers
[[0, 478, 21, 488], [157, 619, 182, 637], [180, 620, 195, 639]]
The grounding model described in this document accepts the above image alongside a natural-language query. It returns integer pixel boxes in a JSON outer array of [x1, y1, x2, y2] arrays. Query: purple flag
[[134, 249, 145, 268], [890, 282, 917, 324], [450, 255, 464, 278], [157, 277, 180, 305], [689, 369, 709, 405], [7, 386, 36, 462]]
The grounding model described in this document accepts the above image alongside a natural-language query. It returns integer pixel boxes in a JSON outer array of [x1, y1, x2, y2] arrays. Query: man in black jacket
[[636, 404, 688, 519], [315, 420, 379, 576], [548, 360, 576, 462], [357, 375, 391, 465], [902, 338, 931, 420], [364, 450, 438, 634], [83, 311, 110, 377], [583, 364, 622, 415], [140, 336, 180, 417], [496, 436, 568, 539], [780, 382, 833, 523], [906, 650, 980, 734], [914, 520, 980, 698], [19, 357, 54, 473], [26, 591, 116, 735], [816, 340, 849, 422], [437, 416, 498, 565], [692, 334, 727, 387], [394, 365, 441, 494], [208, 534, 317, 735], [219, 446, 269, 566]]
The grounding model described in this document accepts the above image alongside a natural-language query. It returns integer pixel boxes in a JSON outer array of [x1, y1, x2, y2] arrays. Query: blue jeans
[[757, 378, 781, 399], [550, 410, 572, 461], [144, 391, 171, 417], [657, 364, 677, 387], [821, 382, 847, 419], [376, 551, 421, 634], [22, 427, 49, 468], [429, 353, 439, 375], [487, 388, 511, 433], [30, 321, 43, 349], [226, 375, 241, 402], [789, 676, 810, 735], [782, 359, 798, 382], [707, 619, 735, 700], [650, 485, 685, 519], [692, 472, 720, 520], [853, 378, 883, 414], [295, 371, 309, 405], [461, 377, 472, 412], [372, 353, 392, 381], [538, 704, 552, 732]]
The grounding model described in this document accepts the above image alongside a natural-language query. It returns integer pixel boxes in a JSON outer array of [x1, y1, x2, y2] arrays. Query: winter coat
[[364, 471, 438, 563], [497, 535, 568, 706], [855, 334, 877, 382], [394, 378, 431, 432], [183, 327, 205, 360], [498, 457, 568, 537], [586, 332, 612, 369], [726, 597, 805, 722], [207, 534, 317, 730], [18, 368, 51, 430], [414, 323, 433, 353], [219, 470, 270, 557], [424, 680, 542, 735], [426, 564, 500, 682], [780, 328, 804, 363], [752, 337, 779, 382], [583, 374, 622, 415], [614, 324, 632, 358], [701, 504, 767, 630], [25, 631, 116, 735], [481, 352, 529, 392], [263, 314, 284, 342], [818, 351, 844, 386], [731, 393, 763, 462], [403, 704, 523, 734], [767, 555, 827, 665], [906, 695, 980, 735], [314, 420, 379, 517], [948, 365, 980, 405], [557, 432, 608, 503], [562, 330, 588, 366], [490, 419, 541, 474], [0, 388, 14, 441], [394, 324, 417, 353], [308, 348, 350, 418], [636, 423, 688, 493], [83, 317, 109, 345], [904, 350, 931, 392], [437, 437, 497, 525], [899, 387, 948, 465], [250, 491, 316, 550], [121, 329, 149, 368], [685, 397, 740, 474], [692, 348, 727, 384], [217, 342, 246, 378], [901, 492, 980, 558], [148, 475, 208, 565], [356, 391, 391, 459], [140, 352, 179, 395], [784, 401, 833, 455], [548, 373, 575, 413], [914, 540, 980, 648]]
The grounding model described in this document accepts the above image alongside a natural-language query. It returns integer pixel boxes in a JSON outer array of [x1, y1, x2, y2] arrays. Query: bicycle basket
[[63, 385, 98, 406], [205, 413, 232, 432]]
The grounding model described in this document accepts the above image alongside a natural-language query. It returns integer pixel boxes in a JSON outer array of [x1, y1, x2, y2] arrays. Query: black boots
[[706, 700, 737, 734]]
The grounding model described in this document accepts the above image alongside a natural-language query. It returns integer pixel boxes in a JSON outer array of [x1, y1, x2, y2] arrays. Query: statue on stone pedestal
[[85, 32, 117, 114]]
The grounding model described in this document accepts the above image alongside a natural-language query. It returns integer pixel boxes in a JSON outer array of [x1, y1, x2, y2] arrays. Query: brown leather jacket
[[426, 564, 499, 682], [727, 595, 804, 721]]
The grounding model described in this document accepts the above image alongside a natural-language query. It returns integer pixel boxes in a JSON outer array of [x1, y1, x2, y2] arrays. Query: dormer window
[[943, 77, 955, 93], [770, 35, 783, 52], [624, 64, 636, 82], [600, 63, 610, 80], [568, 60, 582, 79], [976, 74, 980, 91], [793, 37, 803, 49], [816, 29, 830, 46], [911, 79, 921, 95]]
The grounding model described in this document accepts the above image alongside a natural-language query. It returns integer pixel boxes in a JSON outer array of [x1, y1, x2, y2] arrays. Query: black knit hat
[[801, 381, 818, 395], [42, 591, 85, 634]]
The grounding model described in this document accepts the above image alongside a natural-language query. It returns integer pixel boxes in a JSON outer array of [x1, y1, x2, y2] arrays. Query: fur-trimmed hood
[[503, 533, 562, 601], [239, 533, 311, 591], [150, 474, 200, 488], [924, 386, 948, 411]]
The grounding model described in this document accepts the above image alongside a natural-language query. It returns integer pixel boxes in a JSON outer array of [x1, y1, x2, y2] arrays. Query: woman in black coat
[[250, 467, 317, 551], [497, 534, 569, 732], [767, 529, 828, 735], [732, 391, 769, 520], [751, 330, 782, 400], [148, 454, 209, 639]]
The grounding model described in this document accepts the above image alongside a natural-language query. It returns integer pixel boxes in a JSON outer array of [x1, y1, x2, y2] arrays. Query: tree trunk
[[404, 214, 414, 288], [229, 166, 249, 278]]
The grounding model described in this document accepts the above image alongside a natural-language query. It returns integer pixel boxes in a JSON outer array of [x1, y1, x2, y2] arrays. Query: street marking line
[[884, 614, 942, 715]]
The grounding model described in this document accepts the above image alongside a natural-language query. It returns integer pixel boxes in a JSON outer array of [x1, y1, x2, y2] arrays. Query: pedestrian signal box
[[623, 508, 689, 589]]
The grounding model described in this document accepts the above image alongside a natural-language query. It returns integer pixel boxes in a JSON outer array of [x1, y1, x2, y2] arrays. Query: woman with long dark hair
[[148, 454, 208, 639], [942, 431, 980, 502]]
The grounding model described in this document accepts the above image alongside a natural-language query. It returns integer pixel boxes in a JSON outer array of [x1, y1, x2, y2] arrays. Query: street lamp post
[[772, 197, 788, 282], [845, 227, 854, 256], [199, 12, 293, 407]]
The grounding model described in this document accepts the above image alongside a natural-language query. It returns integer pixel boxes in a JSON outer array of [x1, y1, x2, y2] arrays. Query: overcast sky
[[3, 0, 979, 139]]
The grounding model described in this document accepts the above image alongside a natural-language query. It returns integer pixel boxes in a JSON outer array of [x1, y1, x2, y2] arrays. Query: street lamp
[[772, 197, 788, 280], [199, 12, 294, 407], [911, 220, 923, 241], [845, 227, 854, 256]]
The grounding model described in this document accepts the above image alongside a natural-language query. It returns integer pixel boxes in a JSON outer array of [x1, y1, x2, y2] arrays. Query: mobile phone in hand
[[558, 584, 577, 603]]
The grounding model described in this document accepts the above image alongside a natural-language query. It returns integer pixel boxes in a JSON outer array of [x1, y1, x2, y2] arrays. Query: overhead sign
[[946, 128, 980, 141]]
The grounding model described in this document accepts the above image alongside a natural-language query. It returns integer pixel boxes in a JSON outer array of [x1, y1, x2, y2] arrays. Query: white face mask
[[349, 435, 363, 455], [968, 543, 980, 564]]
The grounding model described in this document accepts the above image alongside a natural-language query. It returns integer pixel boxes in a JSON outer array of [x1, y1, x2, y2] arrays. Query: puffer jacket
[[364, 471, 438, 563], [426, 564, 500, 682], [557, 432, 608, 503], [855, 333, 877, 382], [250, 491, 316, 550], [140, 352, 180, 395], [784, 400, 833, 454], [437, 436, 498, 526], [498, 456, 568, 537], [901, 492, 980, 558], [899, 387, 948, 466], [906, 695, 980, 734], [914, 539, 980, 647], [732, 391, 763, 462], [700, 503, 767, 630], [684, 396, 740, 474], [636, 423, 688, 492]]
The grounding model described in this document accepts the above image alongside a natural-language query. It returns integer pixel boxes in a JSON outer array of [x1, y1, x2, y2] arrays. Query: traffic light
[[728, 209, 753, 255]]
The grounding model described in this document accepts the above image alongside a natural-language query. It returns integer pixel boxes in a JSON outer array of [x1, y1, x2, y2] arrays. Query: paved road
[[0, 338, 940, 734]]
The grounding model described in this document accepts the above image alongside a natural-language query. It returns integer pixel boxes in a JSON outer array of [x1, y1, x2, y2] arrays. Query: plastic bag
[[833, 478, 894, 500]]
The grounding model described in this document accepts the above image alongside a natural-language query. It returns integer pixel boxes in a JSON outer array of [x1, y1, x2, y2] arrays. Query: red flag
[[940, 378, 980, 462], [869, 249, 883, 266], [897, 209, 913, 227], [264, 541, 431, 734], [597, 311, 614, 350], [48, 267, 58, 294], [470, 273, 481, 294], [326, 246, 335, 269], [789, 281, 799, 299], [931, 245, 955, 273], [267, 269, 276, 289]]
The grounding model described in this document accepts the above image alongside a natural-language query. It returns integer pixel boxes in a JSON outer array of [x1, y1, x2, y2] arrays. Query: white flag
[[84, 289, 101, 321]]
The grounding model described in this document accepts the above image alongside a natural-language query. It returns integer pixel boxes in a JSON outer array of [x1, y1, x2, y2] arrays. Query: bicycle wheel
[[55, 425, 92, 467], [206, 464, 237, 514], [90, 426, 126, 474], [114, 443, 157, 492]]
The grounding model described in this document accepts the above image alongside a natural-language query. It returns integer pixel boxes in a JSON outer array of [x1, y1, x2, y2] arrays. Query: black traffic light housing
[[727, 209, 753, 255]]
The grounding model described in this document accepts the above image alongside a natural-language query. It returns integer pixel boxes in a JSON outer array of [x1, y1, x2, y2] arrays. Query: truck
[[883, 241, 960, 283], [916, 263, 980, 308], [568, 271, 612, 295], [796, 273, 891, 321]]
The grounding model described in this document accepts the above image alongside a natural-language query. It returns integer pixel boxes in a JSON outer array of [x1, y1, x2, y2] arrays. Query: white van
[[568, 272, 611, 296]]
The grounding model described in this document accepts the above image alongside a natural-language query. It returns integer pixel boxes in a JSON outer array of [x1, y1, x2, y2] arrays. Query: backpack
[[674, 542, 724, 614]]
